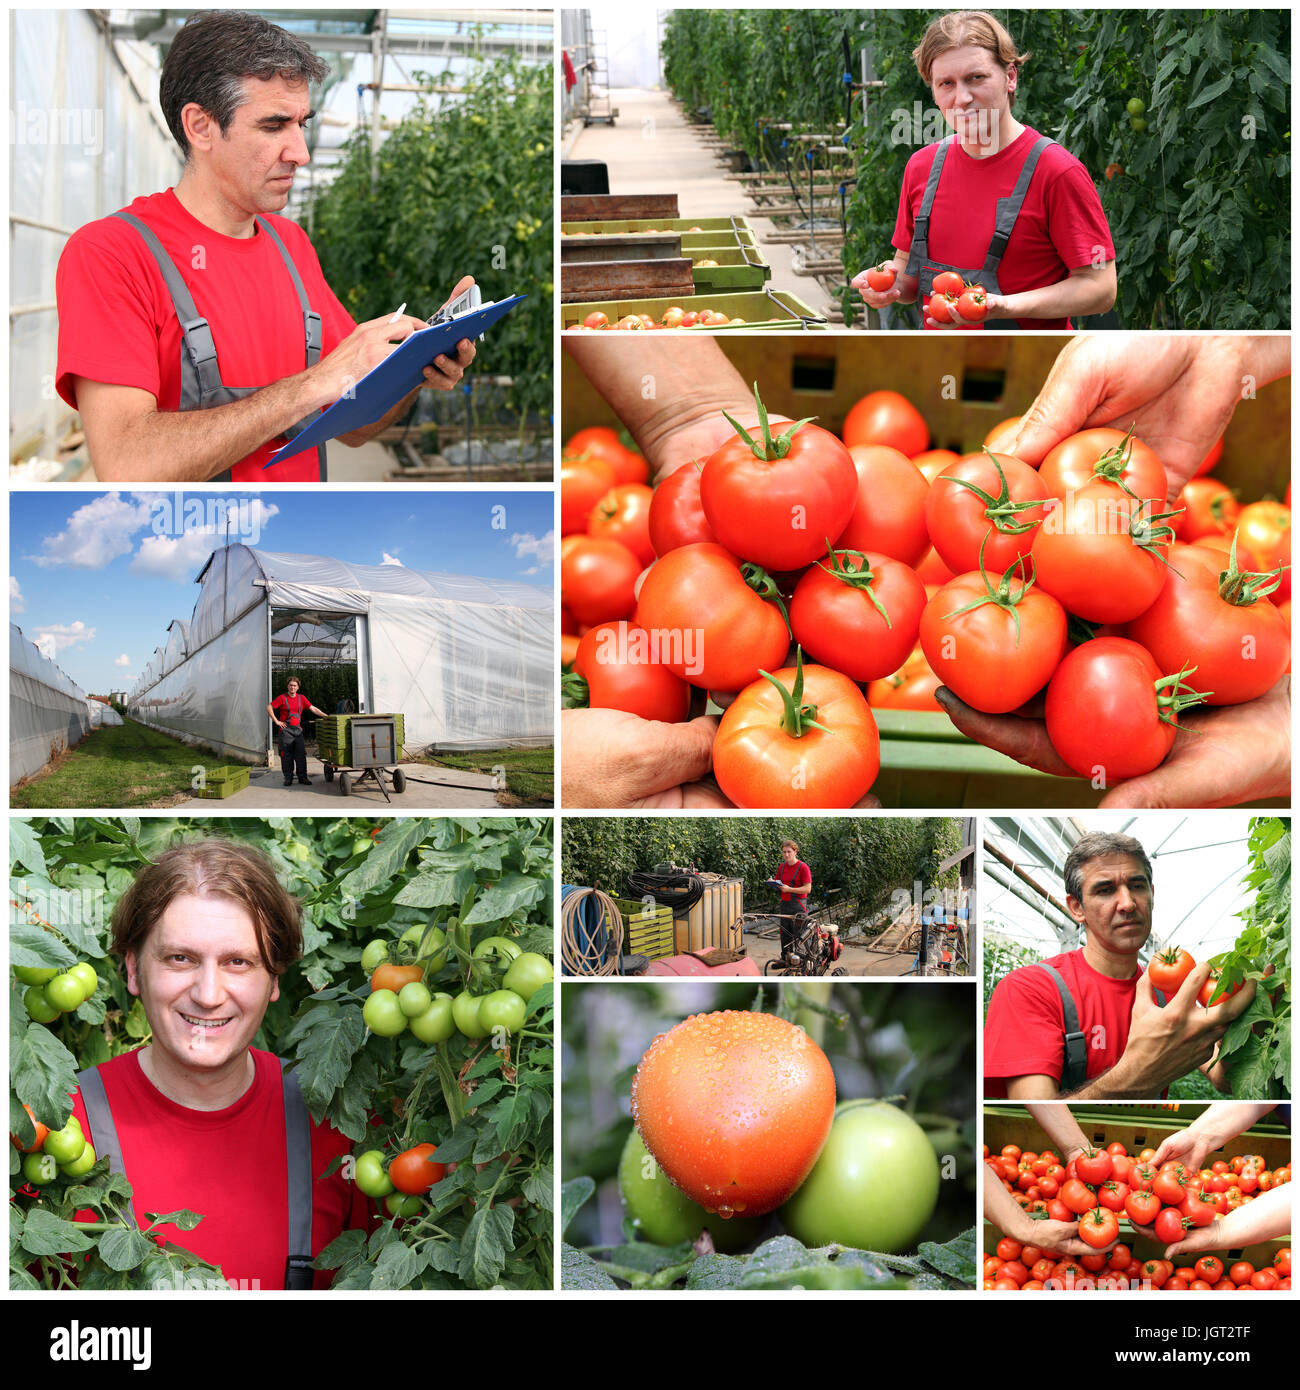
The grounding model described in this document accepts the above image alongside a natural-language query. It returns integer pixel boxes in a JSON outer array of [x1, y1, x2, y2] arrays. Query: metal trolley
[[321, 715, 407, 801]]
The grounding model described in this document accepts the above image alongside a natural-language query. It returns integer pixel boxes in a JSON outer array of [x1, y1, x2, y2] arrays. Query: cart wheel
[[831, 967, 847, 977], [323, 764, 334, 783], [338, 772, 352, 797], [392, 767, 407, 794]]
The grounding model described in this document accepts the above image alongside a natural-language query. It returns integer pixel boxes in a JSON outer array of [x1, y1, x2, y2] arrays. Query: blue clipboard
[[265, 294, 525, 467]]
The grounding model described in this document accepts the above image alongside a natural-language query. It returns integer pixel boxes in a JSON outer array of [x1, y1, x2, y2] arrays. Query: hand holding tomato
[[850, 260, 916, 310], [925, 288, 1006, 329], [559, 708, 726, 808]]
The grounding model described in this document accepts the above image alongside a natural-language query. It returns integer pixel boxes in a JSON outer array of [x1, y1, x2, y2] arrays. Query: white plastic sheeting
[[86, 699, 124, 729], [10, 623, 91, 783], [128, 545, 552, 758]]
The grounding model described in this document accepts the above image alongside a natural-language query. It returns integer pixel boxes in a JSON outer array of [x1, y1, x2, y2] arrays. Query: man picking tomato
[[851, 10, 1115, 330], [64, 840, 369, 1288], [983, 832, 1256, 1099]]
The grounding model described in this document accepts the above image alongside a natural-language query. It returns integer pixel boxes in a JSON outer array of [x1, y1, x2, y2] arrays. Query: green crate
[[317, 713, 406, 767], [614, 897, 675, 961], [194, 766, 249, 799], [561, 215, 758, 248], [690, 244, 771, 292], [561, 287, 824, 331]]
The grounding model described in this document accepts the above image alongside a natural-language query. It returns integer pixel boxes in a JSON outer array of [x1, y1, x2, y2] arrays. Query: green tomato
[[13, 965, 58, 985], [399, 923, 447, 970], [618, 1129, 762, 1252], [353, 1149, 394, 1198], [362, 989, 408, 1037], [473, 935, 523, 964], [503, 952, 552, 1003], [452, 990, 488, 1039], [24, 986, 61, 1024], [44, 974, 85, 1013], [43, 1123, 87, 1165], [1126, 96, 1146, 116], [1129, 115, 1147, 132], [59, 1141, 98, 1178], [386, 1192, 422, 1218], [23, 1151, 59, 1186], [360, 938, 390, 973], [409, 993, 456, 1044], [68, 962, 98, 1001], [398, 982, 433, 1018], [781, 1100, 940, 1254], [477, 989, 527, 1035]]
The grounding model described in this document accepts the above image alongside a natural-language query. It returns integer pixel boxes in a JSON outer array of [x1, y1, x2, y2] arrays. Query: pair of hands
[[849, 263, 1010, 329]]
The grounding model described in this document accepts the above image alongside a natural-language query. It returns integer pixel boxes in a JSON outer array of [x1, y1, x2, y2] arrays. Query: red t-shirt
[[774, 860, 812, 904], [983, 949, 1157, 1097], [272, 693, 311, 727], [71, 1048, 369, 1290], [55, 188, 356, 482], [892, 126, 1115, 330]]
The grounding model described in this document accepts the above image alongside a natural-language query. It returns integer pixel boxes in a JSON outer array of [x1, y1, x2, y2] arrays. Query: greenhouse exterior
[[127, 545, 552, 761], [10, 623, 91, 783]]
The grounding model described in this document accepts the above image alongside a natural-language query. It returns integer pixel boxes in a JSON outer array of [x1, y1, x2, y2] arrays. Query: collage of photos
[[3, 0, 1293, 1349]]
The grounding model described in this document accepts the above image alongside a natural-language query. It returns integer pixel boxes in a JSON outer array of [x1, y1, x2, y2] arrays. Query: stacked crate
[[317, 714, 406, 768]]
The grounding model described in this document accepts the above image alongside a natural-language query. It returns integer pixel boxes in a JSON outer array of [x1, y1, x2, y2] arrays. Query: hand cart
[[321, 714, 407, 801]]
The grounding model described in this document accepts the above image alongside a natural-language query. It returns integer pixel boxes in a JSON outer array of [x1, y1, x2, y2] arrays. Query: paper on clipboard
[[265, 294, 525, 467]]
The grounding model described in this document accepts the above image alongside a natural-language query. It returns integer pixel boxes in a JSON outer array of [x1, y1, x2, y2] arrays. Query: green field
[[10, 720, 210, 810]]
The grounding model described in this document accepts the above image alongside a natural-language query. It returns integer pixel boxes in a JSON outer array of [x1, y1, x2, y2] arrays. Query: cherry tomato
[[840, 390, 929, 457], [632, 1009, 836, 1216], [570, 621, 691, 722], [648, 462, 716, 556]]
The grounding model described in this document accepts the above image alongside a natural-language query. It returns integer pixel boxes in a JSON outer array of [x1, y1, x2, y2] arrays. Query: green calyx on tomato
[[1125, 499, 1184, 558], [815, 545, 893, 628], [1076, 424, 1147, 499], [738, 561, 792, 635], [560, 669, 590, 709], [1215, 533, 1288, 606], [943, 535, 1038, 644], [1152, 663, 1211, 726], [945, 449, 1045, 537], [755, 647, 831, 740], [720, 380, 816, 464]]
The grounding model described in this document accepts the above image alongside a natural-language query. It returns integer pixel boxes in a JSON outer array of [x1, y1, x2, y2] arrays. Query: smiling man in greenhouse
[[54, 10, 475, 483], [983, 833, 1256, 1100]]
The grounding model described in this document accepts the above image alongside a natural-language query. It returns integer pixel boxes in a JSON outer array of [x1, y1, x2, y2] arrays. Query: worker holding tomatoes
[[850, 11, 1115, 330], [984, 833, 1256, 1100], [768, 839, 813, 950]]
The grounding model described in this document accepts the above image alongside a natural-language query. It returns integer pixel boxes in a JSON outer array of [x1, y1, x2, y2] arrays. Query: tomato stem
[[820, 542, 892, 627], [721, 381, 815, 462], [740, 560, 792, 635], [941, 449, 1045, 535], [1088, 422, 1144, 501], [560, 670, 590, 709], [1216, 532, 1289, 605], [943, 532, 1036, 644], [757, 647, 831, 739], [1154, 662, 1211, 724]]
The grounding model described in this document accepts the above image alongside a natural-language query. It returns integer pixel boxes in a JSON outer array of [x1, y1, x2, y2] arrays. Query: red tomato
[[931, 271, 966, 296], [389, 1142, 446, 1195], [587, 483, 655, 568], [712, 656, 880, 809], [1234, 501, 1291, 602], [1251, 1268, 1280, 1290], [1197, 967, 1244, 1008], [1152, 1161, 1193, 1206], [1076, 1147, 1114, 1186], [1045, 637, 1206, 782], [867, 648, 943, 711], [1140, 1259, 1170, 1288], [648, 462, 716, 556], [956, 285, 988, 321], [928, 292, 959, 324], [1175, 478, 1240, 541], [995, 1237, 1023, 1262], [1148, 947, 1196, 999], [634, 543, 790, 692], [1229, 1261, 1255, 1285], [865, 262, 896, 291], [1060, 1178, 1098, 1215], [1181, 1190, 1221, 1227], [1039, 427, 1167, 505], [1031, 484, 1177, 623], [1274, 1249, 1292, 1275], [925, 452, 1051, 576], [1194, 1256, 1224, 1284], [1098, 1179, 1129, 1212], [836, 445, 932, 567], [561, 456, 616, 535], [789, 549, 927, 683], [1127, 543, 1290, 706], [911, 449, 962, 483], [583, 312, 609, 330], [561, 536, 641, 627], [984, 416, 1023, 451], [1154, 1206, 1188, 1244], [700, 409, 858, 572], [565, 426, 649, 485], [571, 622, 691, 723], [1079, 1207, 1120, 1248], [920, 566, 1068, 714], [840, 390, 929, 457]]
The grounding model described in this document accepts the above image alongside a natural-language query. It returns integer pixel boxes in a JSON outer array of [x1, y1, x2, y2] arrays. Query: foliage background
[[10, 815, 554, 1290], [309, 47, 553, 434], [661, 9, 1290, 329], [561, 979, 976, 1291]]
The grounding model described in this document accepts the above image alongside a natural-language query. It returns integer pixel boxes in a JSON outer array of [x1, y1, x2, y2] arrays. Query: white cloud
[[381, 553, 404, 566], [32, 620, 96, 657], [509, 530, 554, 577], [27, 494, 154, 569], [9, 576, 23, 613], [129, 499, 281, 583], [114, 653, 131, 667]]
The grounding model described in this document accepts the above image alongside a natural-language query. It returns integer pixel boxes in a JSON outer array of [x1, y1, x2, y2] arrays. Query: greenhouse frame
[[127, 544, 553, 761]]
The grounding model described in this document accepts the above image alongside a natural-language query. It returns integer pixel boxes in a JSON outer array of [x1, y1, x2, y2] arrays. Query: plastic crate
[[561, 214, 758, 249], [614, 897, 675, 961], [561, 286, 825, 332], [194, 766, 249, 799], [690, 243, 772, 293]]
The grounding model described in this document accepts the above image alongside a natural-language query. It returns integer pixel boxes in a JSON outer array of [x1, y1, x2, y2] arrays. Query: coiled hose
[[625, 870, 705, 913], [560, 887, 624, 976]]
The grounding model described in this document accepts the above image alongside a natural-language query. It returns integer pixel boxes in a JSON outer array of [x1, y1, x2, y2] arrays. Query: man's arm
[[336, 338, 475, 447], [946, 262, 1116, 327], [266, 702, 282, 725]]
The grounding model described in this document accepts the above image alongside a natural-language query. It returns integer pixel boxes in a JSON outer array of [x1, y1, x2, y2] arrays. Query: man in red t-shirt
[[267, 676, 326, 786], [851, 12, 1115, 330], [984, 832, 1256, 1099], [68, 840, 371, 1289], [55, 11, 475, 483], [768, 840, 813, 952]]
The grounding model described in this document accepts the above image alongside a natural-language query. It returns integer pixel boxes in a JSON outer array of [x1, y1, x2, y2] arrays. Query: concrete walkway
[[173, 753, 501, 810], [564, 87, 838, 317]]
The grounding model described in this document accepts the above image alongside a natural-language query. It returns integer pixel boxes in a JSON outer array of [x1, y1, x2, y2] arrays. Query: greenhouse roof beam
[[984, 837, 1073, 921], [983, 864, 1076, 943], [114, 21, 551, 59]]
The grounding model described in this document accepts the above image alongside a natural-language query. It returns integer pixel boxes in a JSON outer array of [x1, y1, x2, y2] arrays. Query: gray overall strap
[[980, 135, 1056, 280], [279, 1058, 316, 1291], [75, 1065, 127, 1179], [1036, 963, 1088, 1093], [254, 217, 324, 375], [903, 135, 955, 278]]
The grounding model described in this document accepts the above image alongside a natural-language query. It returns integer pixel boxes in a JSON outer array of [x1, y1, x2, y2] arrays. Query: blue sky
[[10, 490, 554, 695]]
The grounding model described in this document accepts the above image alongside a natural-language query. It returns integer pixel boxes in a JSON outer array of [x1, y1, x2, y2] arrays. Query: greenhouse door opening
[[269, 609, 370, 754]]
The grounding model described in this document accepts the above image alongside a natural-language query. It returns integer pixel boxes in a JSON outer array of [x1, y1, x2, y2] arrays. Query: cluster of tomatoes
[[351, 1142, 447, 1217], [571, 307, 738, 332], [16, 959, 99, 1024], [562, 382, 1290, 805], [1148, 944, 1244, 1007], [924, 270, 989, 325], [985, 1139, 1292, 1291], [359, 923, 552, 1044], [11, 1103, 99, 1186]]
